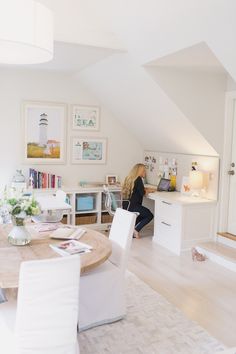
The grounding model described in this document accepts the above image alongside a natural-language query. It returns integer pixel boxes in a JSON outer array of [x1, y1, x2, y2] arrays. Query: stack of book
[[29, 168, 62, 189]]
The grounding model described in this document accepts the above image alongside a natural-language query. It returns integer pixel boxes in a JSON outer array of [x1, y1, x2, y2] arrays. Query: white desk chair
[[103, 185, 130, 216], [0, 256, 80, 354], [78, 208, 136, 331]]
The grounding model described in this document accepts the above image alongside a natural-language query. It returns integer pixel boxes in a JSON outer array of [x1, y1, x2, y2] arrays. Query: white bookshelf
[[31, 186, 121, 230]]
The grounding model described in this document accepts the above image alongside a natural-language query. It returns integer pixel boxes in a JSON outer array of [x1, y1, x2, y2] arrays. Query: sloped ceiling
[[30, 1, 236, 155]]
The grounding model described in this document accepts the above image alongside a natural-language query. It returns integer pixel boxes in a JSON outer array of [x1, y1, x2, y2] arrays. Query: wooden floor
[[128, 226, 236, 347]]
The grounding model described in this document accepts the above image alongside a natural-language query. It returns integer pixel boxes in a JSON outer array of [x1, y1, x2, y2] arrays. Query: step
[[217, 232, 236, 249], [197, 241, 236, 272], [217, 232, 236, 241]]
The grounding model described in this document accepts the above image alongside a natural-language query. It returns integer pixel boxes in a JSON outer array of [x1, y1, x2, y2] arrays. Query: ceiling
[[3, 0, 236, 157]]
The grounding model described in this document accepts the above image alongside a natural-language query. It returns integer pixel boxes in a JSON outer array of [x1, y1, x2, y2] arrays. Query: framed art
[[22, 101, 67, 164], [71, 137, 107, 164], [71, 105, 100, 131], [180, 176, 191, 195], [106, 175, 118, 185]]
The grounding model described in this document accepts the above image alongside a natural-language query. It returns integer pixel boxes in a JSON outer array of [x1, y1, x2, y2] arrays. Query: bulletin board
[[143, 150, 219, 200]]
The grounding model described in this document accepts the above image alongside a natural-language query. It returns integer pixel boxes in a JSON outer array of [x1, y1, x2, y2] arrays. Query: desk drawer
[[154, 217, 181, 254], [157, 199, 181, 221]]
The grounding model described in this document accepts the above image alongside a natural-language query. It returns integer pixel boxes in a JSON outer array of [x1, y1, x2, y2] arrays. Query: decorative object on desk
[[29, 168, 62, 189], [191, 161, 198, 171], [71, 105, 99, 131], [71, 137, 107, 164], [106, 175, 118, 185], [0, 188, 40, 245], [180, 176, 191, 195], [189, 170, 203, 197], [22, 101, 67, 164], [11, 169, 27, 192], [169, 158, 177, 191]]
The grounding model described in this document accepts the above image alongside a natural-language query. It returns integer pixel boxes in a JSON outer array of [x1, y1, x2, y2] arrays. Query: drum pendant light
[[0, 0, 53, 64]]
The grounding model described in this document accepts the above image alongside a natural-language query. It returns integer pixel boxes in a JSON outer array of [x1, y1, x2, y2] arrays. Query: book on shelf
[[29, 168, 62, 189], [49, 227, 86, 240], [50, 240, 92, 256]]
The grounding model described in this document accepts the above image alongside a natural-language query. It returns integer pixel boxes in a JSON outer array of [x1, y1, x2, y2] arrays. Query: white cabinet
[[148, 192, 216, 255]]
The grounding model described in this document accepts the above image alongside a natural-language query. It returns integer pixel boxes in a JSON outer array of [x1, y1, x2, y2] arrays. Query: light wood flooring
[[128, 226, 236, 347]]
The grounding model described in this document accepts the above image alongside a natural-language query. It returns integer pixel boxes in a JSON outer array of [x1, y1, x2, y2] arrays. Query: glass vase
[[8, 216, 31, 246]]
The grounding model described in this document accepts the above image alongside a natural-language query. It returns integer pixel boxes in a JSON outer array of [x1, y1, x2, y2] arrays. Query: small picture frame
[[71, 105, 100, 131], [181, 176, 191, 195], [106, 175, 118, 185], [71, 137, 107, 164]]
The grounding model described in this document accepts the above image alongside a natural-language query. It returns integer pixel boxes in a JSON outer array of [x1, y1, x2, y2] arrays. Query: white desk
[[147, 191, 217, 255]]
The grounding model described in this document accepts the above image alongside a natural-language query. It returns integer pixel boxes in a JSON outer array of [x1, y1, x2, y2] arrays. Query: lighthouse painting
[[23, 101, 66, 164], [39, 113, 48, 147]]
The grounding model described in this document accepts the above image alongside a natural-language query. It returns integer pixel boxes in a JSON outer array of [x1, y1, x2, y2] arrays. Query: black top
[[129, 176, 145, 207]]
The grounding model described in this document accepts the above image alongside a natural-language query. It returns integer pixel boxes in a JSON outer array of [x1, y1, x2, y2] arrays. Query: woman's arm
[[144, 187, 156, 195]]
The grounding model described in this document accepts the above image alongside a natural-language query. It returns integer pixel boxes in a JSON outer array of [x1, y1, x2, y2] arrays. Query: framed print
[[106, 175, 118, 185], [180, 176, 191, 195], [71, 105, 99, 131], [71, 137, 107, 164], [22, 101, 67, 164]]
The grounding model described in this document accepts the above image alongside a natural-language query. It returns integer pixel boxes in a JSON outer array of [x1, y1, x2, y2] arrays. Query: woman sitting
[[122, 163, 155, 238]]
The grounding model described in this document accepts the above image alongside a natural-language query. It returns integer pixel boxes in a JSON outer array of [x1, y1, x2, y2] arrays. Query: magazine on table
[[50, 239, 92, 256], [49, 227, 86, 240], [33, 223, 61, 232]]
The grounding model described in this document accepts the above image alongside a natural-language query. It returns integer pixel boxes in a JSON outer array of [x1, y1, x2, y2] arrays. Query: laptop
[[157, 178, 171, 191]]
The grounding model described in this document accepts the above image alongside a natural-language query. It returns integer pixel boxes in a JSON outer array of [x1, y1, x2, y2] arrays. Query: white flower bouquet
[[0, 187, 40, 220]]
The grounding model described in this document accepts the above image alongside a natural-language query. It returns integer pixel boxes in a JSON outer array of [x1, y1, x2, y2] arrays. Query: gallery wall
[[0, 67, 143, 190]]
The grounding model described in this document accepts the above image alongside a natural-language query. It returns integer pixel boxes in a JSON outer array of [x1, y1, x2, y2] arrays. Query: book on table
[[50, 239, 92, 256], [49, 227, 86, 240]]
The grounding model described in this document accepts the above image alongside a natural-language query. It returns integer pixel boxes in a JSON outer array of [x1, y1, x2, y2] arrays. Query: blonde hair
[[122, 163, 145, 199]]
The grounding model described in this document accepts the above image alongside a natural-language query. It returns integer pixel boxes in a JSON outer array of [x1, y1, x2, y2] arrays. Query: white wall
[[145, 66, 226, 155], [0, 68, 143, 189], [78, 53, 217, 156], [226, 75, 236, 91]]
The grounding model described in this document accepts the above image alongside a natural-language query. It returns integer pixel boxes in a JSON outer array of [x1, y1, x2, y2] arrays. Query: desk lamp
[[189, 171, 203, 197]]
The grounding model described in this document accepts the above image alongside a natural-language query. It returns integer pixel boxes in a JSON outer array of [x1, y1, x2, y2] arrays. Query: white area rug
[[79, 272, 226, 354]]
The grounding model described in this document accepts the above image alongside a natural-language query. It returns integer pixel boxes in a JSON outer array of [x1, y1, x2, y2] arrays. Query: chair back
[[15, 255, 80, 354], [109, 208, 136, 270], [103, 185, 125, 216], [55, 189, 67, 202]]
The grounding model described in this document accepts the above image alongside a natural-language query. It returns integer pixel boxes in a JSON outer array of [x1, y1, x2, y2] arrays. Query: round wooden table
[[0, 224, 112, 289]]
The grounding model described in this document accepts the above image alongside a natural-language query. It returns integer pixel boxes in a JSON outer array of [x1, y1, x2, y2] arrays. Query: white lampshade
[[189, 171, 203, 189], [0, 0, 53, 64]]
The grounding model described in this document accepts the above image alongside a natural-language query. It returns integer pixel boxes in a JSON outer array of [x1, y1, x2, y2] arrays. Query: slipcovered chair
[[78, 208, 136, 331], [0, 255, 80, 354]]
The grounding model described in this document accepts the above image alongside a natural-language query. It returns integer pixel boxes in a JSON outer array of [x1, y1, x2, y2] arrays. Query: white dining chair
[[78, 208, 136, 331], [0, 255, 80, 354]]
